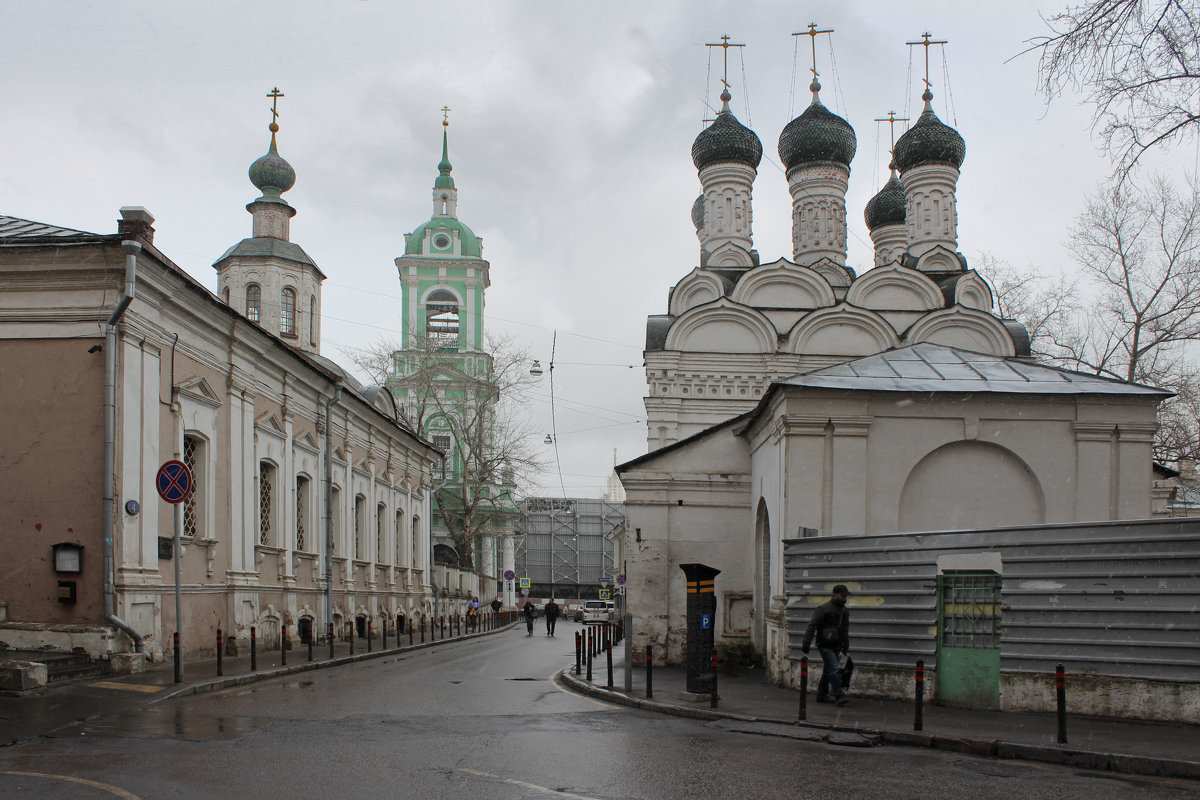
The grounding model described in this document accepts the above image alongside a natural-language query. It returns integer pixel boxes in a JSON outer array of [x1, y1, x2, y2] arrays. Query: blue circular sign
[[503, 570, 516, 581], [156, 460, 193, 504]]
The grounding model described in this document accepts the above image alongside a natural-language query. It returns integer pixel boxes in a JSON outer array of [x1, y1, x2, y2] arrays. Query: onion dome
[[778, 79, 857, 169], [893, 89, 965, 172], [248, 123, 296, 202], [691, 195, 705, 232], [691, 89, 763, 171], [864, 167, 906, 231], [434, 122, 455, 190]]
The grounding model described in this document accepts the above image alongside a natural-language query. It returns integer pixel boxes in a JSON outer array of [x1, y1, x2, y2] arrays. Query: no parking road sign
[[156, 460, 193, 504]]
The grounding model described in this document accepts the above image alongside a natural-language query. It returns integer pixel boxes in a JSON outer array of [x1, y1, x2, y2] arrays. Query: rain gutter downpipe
[[103, 240, 146, 654], [324, 380, 343, 634]]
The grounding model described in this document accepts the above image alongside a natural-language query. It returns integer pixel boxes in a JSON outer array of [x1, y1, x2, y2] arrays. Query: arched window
[[395, 508, 405, 568], [246, 284, 262, 323], [222, 286, 230, 305], [412, 515, 421, 568], [354, 494, 366, 559], [425, 289, 459, 351], [376, 501, 386, 564], [309, 295, 317, 346], [330, 486, 341, 553], [281, 287, 296, 336], [258, 462, 276, 545]]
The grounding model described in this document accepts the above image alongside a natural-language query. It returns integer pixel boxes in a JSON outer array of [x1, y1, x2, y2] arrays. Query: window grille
[[259, 463, 274, 545], [354, 495, 365, 559], [281, 287, 296, 336], [296, 476, 309, 551], [377, 502, 385, 563], [182, 436, 200, 538]]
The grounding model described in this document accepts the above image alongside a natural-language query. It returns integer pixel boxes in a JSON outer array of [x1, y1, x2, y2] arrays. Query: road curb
[[151, 623, 517, 704], [557, 668, 1200, 782]]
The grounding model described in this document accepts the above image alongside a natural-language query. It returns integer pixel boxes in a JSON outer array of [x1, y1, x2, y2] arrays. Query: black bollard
[[173, 631, 181, 684], [710, 650, 719, 709], [250, 626, 257, 671], [574, 631, 582, 675], [281, 624, 287, 666], [914, 659, 925, 732], [798, 656, 808, 721], [1056, 664, 1068, 744], [349, 622, 355, 655], [217, 628, 224, 677], [308, 630, 314, 662], [606, 641, 614, 689], [586, 638, 593, 682], [367, 620, 372, 653], [646, 644, 654, 699], [329, 622, 335, 659], [382, 618, 387, 649], [409, 620, 414, 646], [421, 618, 426, 643]]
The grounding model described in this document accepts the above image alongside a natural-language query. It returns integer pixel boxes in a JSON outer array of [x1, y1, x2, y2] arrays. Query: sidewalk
[[0, 622, 503, 746], [558, 659, 1200, 782]]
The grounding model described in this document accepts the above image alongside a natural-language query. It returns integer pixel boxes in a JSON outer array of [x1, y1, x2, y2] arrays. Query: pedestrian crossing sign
[[599, 589, 611, 600], [519, 577, 530, 589]]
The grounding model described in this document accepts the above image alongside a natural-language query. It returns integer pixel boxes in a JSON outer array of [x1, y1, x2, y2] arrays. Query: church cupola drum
[[778, 76, 856, 267], [691, 87, 762, 269]]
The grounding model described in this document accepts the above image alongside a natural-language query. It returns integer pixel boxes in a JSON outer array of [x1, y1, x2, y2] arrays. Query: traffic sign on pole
[[504, 570, 516, 581], [156, 460, 192, 504]]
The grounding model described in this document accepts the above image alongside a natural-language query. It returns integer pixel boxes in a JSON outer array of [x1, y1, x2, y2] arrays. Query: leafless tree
[[985, 176, 1200, 461], [1022, 0, 1200, 181], [345, 333, 545, 569]]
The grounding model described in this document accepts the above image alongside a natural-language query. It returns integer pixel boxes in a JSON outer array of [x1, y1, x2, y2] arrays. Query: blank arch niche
[[898, 441, 1045, 532]]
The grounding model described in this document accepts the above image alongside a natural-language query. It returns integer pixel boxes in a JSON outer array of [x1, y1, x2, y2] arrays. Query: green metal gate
[[936, 571, 1002, 709]]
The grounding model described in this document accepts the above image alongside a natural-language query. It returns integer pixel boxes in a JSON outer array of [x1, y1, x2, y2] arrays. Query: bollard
[[173, 631, 181, 683], [586, 639, 593, 682], [308, 630, 314, 662], [646, 644, 654, 699], [441, 616, 446, 638], [382, 618, 387, 649], [1056, 664, 1068, 744], [606, 641, 614, 689], [250, 626, 257, 671], [409, 620, 414, 646], [281, 624, 287, 666], [914, 659, 925, 732], [574, 631, 582, 675], [349, 622, 355, 656], [367, 620, 373, 653], [710, 650, 719, 709], [217, 628, 224, 677], [421, 618, 426, 643], [329, 622, 335, 659], [798, 656, 808, 721]]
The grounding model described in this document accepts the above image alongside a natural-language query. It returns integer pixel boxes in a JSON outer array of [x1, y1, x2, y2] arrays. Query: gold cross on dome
[[874, 110, 910, 152], [793, 23, 834, 81], [705, 34, 745, 90], [906, 32, 947, 89], [441, 106, 451, 127]]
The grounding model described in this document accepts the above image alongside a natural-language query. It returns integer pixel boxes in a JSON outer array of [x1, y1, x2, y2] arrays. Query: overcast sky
[[2, 0, 1168, 496]]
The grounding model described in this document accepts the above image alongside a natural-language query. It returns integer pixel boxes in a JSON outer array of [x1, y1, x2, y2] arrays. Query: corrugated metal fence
[[784, 518, 1200, 682]]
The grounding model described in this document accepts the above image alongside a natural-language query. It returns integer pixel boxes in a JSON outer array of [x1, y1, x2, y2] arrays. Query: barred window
[[330, 486, 341, 553], [246, 284, 262, 323], [412, 515, 420, 567], [296, 476, 310, 552], [377, 502, 386, 563], [309, 296, 317, 346], [259, 462, 275, 545], [281, 287, 296, 336], [395, 509, 404, 568], [432, 434, 451, 478], [182, 435, 203, 538]]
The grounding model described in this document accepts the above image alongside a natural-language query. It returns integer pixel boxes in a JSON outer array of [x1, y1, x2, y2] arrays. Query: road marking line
[[89, 681, 164, 693], [458, 768, 605, 800], [1, 770, 144, 799]]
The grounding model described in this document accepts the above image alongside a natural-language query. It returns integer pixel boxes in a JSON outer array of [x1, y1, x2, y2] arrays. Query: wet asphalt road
[[1, 623, 1196, 799]]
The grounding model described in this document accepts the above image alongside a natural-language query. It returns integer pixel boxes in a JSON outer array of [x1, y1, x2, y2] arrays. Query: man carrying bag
[[801, 584, 852, 706]]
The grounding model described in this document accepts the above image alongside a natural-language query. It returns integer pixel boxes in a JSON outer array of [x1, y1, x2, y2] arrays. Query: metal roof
[[776, 343, 1169, 396], [0, 215, 101, 240]]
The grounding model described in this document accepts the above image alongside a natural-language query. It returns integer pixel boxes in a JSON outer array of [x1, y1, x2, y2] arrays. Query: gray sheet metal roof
[[777, 343, 1169, 396], [0, 214, 103, 240]]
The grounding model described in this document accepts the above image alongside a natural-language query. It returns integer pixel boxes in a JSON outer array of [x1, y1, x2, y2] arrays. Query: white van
[[581, 600, 615, 624]]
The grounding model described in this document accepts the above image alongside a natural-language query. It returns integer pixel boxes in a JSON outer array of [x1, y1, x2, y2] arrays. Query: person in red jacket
[[801, 584, 851, 706]]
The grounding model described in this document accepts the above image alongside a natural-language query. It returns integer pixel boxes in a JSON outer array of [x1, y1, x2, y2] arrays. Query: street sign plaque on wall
[[156, 460, 192, 504]]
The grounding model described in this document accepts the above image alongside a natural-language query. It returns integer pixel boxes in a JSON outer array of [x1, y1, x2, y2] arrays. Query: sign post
[[157, 460, 192, 683]]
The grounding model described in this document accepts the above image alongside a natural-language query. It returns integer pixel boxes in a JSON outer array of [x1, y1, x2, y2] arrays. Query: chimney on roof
[[118, 207, 155, 244]]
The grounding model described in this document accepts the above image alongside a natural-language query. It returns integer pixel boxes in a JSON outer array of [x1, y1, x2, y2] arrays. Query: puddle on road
[[70, 705, 269, 741]]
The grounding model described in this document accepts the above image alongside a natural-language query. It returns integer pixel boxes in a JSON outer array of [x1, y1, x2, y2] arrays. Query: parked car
[[571, 605, 584, 622], [581, 600, 615, 624]]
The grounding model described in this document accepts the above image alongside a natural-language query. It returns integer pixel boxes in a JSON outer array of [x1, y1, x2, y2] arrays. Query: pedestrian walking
[[801, 584, 851, 706], [523, 601, 535, 636], [544, 598, 560, 636], [490, 597, 502, 614]]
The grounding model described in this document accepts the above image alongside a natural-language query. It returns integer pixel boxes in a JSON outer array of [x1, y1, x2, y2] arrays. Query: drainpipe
[[323, 380, 343, 633], [103, 240, 145, 654]]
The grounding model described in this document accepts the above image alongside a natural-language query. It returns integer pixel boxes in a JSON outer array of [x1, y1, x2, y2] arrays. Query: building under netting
[[515, 498, 625, 602]]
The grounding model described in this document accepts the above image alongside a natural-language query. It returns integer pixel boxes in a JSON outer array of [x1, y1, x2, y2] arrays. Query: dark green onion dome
[[893, 89, 965, 172], [864, 168, 906, 231], [778, 80, 856, 169], [691, 195, 705, 231], [692, 89, 763, 171], [248, 125, 296, 202]]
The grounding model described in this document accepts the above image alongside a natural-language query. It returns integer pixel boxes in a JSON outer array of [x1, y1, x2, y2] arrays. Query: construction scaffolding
[[515, 497, 625, 601]]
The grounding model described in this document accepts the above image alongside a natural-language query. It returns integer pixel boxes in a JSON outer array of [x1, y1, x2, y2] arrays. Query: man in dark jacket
[[801, 584, 851, 706], [544, 598, 561, 636]]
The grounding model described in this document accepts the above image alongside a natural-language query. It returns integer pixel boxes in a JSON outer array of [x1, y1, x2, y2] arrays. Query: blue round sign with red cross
[[156, 460, 193, 504], [503, 570, 516, 581]]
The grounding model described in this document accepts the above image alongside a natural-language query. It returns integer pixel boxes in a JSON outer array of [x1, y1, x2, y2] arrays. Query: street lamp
[[529, 360, 543, 377]]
